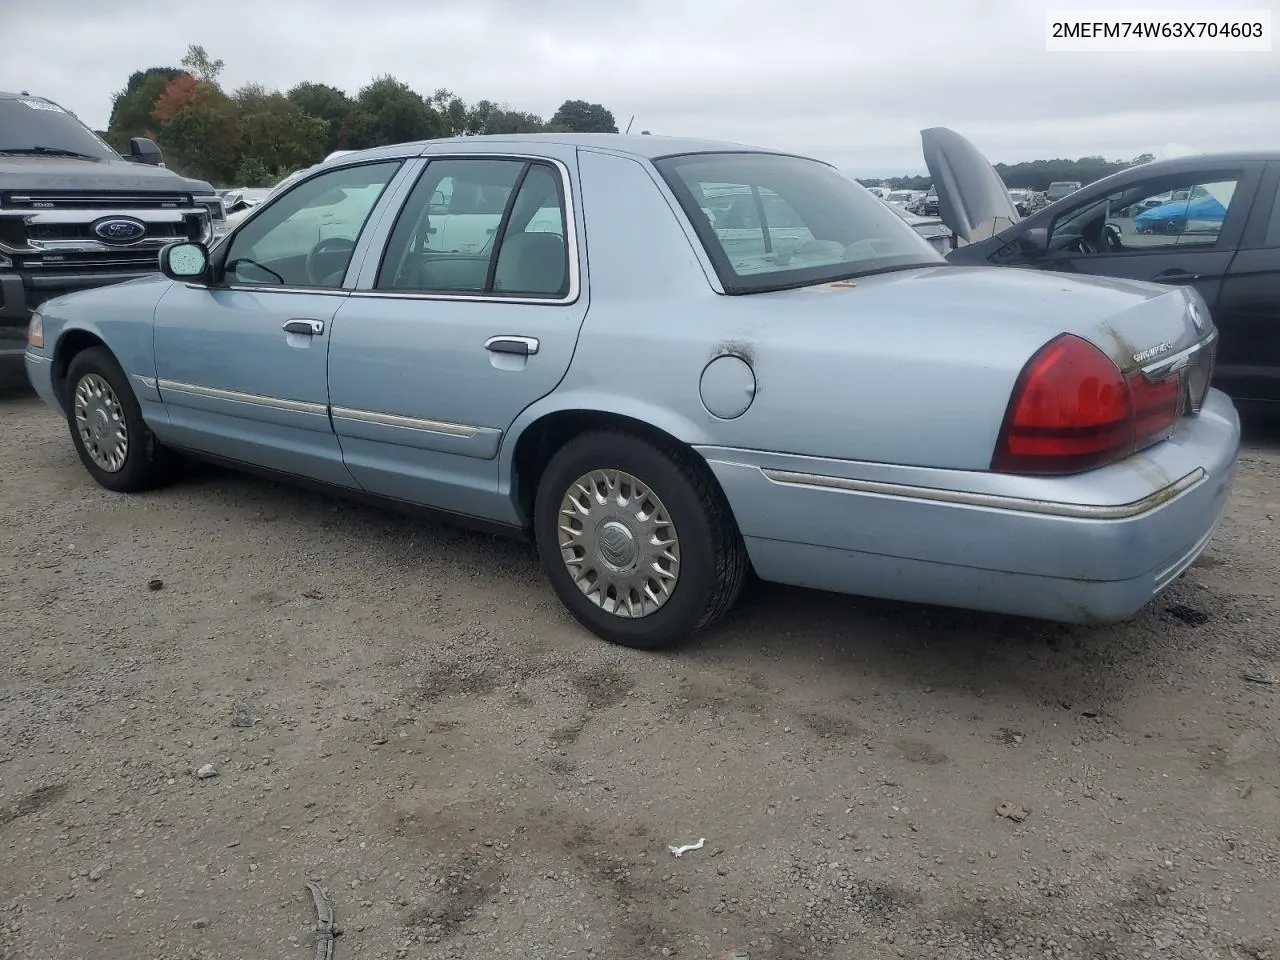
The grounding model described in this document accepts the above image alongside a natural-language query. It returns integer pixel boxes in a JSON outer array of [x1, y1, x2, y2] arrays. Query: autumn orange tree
[[105, 43, 619, 187]]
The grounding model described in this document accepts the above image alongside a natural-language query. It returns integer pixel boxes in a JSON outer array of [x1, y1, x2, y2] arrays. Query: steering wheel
[[1069, 234, 1098, 255], [306, 236, 356, 286]]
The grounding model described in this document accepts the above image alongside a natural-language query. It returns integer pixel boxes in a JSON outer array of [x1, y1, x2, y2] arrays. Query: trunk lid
[[920, 127, 1020, 245]]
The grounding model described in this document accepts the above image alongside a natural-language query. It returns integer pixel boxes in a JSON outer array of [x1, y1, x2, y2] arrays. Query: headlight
[[194, 195, 227, 240], [28, 310, 44, 349]]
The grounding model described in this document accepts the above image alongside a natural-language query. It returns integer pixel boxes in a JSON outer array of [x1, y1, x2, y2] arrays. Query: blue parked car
[[1134, 190, 1228, 235], [24, 134, 1239, 649]]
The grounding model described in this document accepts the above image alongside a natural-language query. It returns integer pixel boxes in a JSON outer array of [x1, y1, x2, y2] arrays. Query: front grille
[[26, 220, 191, 243], [19, 249, 160, 271], [2, 192, 191, 210]]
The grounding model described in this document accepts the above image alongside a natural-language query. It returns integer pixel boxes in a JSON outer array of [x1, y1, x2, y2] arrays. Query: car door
[[151, 158, 407, 486], [1026, 163, 1263, 315], [1213, 162, 1280, 403], [327, 150, 589, 521]]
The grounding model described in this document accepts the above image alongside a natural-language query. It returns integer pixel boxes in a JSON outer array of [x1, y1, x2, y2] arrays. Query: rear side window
[[655, 152, 942, 294], [376, 157, 572, 299]]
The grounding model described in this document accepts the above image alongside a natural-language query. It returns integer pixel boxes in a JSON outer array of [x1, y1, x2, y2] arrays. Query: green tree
[[287, 81, 351, 152], [180, 44, 225, 84], [427, 88, 469, 137], [484, 109, 544, 135], [345, 75, 442, 149], [466, 100, 543, 135], [233, 156, 274, 188], [152, 72, 239, 183], [106, 66, 181, 149], [546, 99, 617, 133], [233, 84, 327, 176]]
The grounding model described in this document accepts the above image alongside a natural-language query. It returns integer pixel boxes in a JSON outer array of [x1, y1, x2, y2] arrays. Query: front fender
[[42, 276, 172, 403]]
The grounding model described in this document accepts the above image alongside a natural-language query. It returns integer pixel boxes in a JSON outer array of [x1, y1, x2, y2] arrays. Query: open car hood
[[920, 127, 1020, 245]]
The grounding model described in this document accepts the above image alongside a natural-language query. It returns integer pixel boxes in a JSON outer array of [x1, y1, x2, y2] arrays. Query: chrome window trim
[[758, 466, 1206, 520], [352, 153, 582, 306], [182, 283, 352, 297], [329, 406, 482, 438], [155, 378, 328, 416]]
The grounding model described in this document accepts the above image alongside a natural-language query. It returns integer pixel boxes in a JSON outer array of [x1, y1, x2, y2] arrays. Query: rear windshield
[[0, 97, 117, 160], [655, 152, 943, 294]]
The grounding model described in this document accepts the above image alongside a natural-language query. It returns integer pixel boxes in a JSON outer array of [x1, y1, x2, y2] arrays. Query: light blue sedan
[[23, 134, 1239, 649]]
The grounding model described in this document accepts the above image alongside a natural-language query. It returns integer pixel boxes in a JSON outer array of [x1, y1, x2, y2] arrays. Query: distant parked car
[[25, 132, 1238, 650], [1007, 188, 1032, 216], [1134, 188, 1227, 235], [1045, 180, 1082, 203], [881, 198, 954, 253], [920, 187, 940, 216], [924, 126, 1280, 406]]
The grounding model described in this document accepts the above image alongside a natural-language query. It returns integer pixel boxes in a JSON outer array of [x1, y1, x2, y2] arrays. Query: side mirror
[[159, 241, 210, 283], [1020, 226, 1049, 256], [129, 137, 164, 166]]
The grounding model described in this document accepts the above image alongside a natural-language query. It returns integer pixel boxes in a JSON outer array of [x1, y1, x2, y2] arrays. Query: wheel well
[[51, 330, 108, 408], [511, 410, 722, 526]]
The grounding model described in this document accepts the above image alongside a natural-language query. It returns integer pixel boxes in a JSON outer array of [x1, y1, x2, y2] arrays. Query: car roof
[[0, 90, 53, 101], [319, 132, 792, 167]]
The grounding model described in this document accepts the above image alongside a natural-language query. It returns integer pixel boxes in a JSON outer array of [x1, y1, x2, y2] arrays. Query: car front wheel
[[533, 429, 749, 649], [64, 346, 180, 493]]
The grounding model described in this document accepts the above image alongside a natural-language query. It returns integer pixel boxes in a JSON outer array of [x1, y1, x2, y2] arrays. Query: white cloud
[[2, 0, 1277, 174]]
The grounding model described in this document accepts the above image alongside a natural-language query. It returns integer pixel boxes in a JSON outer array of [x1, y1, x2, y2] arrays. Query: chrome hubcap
[[73, 373, 128, 472], [558, 469, 680, 619]]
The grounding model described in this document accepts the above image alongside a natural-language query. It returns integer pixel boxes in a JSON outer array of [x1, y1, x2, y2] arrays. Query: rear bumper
[[699, 389, 1240, 624]]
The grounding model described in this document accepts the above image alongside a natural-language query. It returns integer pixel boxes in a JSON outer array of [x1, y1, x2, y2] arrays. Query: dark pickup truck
[[1, 90, 226, 378]]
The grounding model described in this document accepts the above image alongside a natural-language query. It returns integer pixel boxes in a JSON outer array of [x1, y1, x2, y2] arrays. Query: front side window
[[1047, 173, 1240, 255], [223, 160, 401, 288], [656, 152, 942, 294], [377, 158, 571, 298]]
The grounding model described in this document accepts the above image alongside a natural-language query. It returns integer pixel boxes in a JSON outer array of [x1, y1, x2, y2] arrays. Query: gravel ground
[[1, 384, 1278, 960]]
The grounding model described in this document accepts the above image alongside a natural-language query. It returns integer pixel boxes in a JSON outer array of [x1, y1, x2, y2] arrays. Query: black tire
[[64, 346, 180, 493], [533, 429, 749, 650]]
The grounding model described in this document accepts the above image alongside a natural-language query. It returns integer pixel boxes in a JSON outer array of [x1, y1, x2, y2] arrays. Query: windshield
[[655, 152, 943, 294], [0, 97, 117, 160]]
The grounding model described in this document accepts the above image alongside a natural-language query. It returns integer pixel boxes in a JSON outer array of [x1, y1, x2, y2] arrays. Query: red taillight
[[992, 334, 1182, 476]]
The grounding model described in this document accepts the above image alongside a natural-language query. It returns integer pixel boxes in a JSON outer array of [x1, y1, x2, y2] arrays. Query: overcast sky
[[3, 0, 1278, 175]]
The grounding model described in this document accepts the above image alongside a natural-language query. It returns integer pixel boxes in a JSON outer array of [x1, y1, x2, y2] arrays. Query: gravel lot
[[2, 384, 1278, 960]]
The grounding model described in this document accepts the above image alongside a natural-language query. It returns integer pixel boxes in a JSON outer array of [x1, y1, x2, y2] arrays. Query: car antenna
[[624, 115, 635, 134]]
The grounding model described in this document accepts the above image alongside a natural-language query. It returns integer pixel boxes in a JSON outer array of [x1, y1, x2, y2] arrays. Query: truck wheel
[[64, 347, 180, 493], [533, 428, 749, 650]]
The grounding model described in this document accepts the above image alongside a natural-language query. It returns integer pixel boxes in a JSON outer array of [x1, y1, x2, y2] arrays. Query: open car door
[[921, 127, 1021, 245]]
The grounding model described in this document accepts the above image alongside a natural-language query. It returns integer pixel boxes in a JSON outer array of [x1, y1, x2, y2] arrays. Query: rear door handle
[[1154, 269, 1200, 282], [485, 335, 539, 356], [283, 318, 325, 336]]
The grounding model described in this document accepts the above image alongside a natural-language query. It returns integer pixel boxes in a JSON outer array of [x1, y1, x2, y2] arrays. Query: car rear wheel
[[533, 429, 749, 650], [64, 346, 180, 493]]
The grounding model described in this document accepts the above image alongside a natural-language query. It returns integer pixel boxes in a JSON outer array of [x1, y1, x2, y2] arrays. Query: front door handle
[[485, 335, 539, 356], [283, 318, 325, 336], [1154, 269, 1200, 282]]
